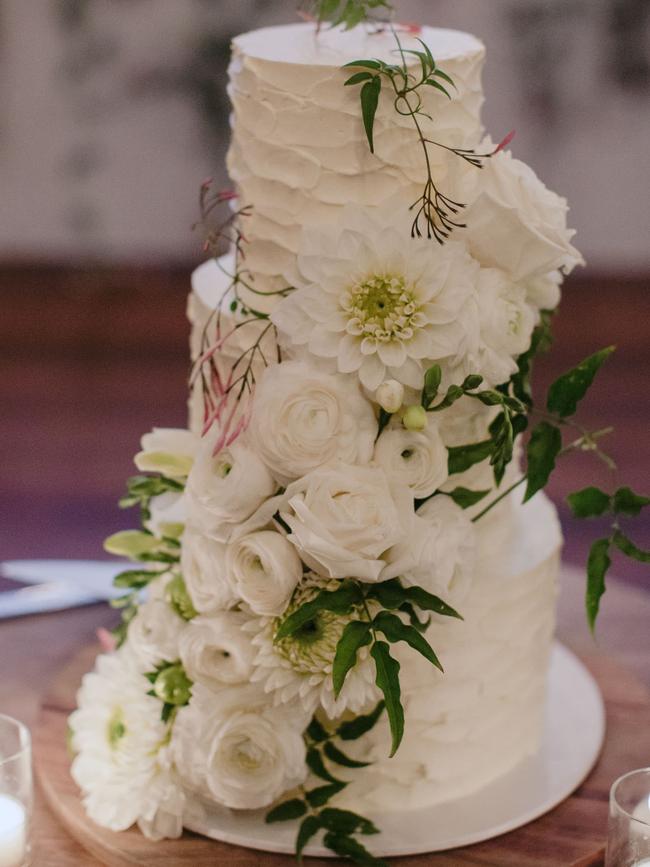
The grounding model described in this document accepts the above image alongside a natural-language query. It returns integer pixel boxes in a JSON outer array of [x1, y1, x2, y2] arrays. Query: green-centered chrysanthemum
[[249, 574, 379, 717], [341, 274, 425, 346]]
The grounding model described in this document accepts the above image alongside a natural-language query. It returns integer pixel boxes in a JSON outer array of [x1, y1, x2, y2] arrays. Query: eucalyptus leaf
[[586, 537, 611, 632], [524, 422, 562, 502], [547, 346, 615, 418], [370, 641, 403, 757], [323, 742, 371, 769], [332, 620, 373, 697], [567, 486, 612, 518], [373, 611, 443, 672], [612, 530, 650, 563], [337, 700, 385, 741]]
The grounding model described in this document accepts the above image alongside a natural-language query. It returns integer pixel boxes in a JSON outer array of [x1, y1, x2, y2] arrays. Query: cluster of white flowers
[[70, 136, 580, 839]]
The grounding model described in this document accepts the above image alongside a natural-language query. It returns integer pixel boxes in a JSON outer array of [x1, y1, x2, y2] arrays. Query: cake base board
[[34, 639, 628, 865], [184, 642, 605, 857]]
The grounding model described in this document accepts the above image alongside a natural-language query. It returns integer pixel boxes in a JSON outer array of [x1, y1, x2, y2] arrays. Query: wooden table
[[2, 566, 649, 866]]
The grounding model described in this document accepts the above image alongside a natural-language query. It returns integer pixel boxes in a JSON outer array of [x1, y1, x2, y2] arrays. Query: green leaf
[[586, 537, 612, 633], [337, 700, 385, 741], [511, 311, 554, 407], [332, 620, 373, 697], [323, 742, 371, 768], [567, 486, 612, 518], [373, 611, 443, 672], [613, 487, 650, 516], [447, 440, 493, 475], [275, 582, 360, 639], [547, 346, 615, 418], [398, 601, 431, 633], [342, 59, 382, 70], [306, 747, 343, 784], [445, 487, 490, 509], [296, 815, 321, 862], [319, 807, 379, 835], [323, 831, 388, 866], [360, 76, 381, 154], [365, 578, 406, 610], [612, 530, 650, 563], [133, 451, 193, 478], [524, 422, 563, 502], [421, 364, 442, 409], [305, 782, 347, 808], [377, 407, 392, 439], [112, 568, 165, 589], [432, 68, 456, 88], [104, 530, 158, 559], [424, 78, 451, 99], [370, 641, 403, 757], [344, 71, 374, 86], [403, 585, 462, 620], [306, 716, 330, 744]]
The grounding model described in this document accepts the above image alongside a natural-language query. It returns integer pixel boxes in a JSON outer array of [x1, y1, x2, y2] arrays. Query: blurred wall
[[1, 0, 648, 269]]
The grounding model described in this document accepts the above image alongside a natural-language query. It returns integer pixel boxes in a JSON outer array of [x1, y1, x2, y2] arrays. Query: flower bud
[[402, 404, 428, 432], [153, 664, 192, 706], [375, 380, 404, 414]]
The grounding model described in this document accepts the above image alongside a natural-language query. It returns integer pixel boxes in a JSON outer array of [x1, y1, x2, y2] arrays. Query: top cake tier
[[227, 23, 486, 299]]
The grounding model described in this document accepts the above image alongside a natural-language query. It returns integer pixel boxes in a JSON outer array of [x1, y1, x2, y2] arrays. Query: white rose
[[186, 433, 276, 542], [385, 496, 476, 607], [461, 145, 584, 282], [135, 428, 198, 478], [227, 531, 303, 616], [280, 463, 414, 582], [181, 525, 235, 614], [146, 491, 187, 539], [248, 361, 376, 484], [374, 422, 449, 498], [171, 683, 308, 810], [127, 596, 186, 670], [475, 268, 536, 386], [179, 611, 255, 690]]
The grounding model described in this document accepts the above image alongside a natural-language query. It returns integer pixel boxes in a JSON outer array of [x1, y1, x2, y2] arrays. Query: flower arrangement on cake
[[69, 1, 649, 863]]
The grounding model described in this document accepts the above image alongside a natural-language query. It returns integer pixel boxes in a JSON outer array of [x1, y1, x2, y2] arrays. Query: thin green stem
[[472, 476, 526, 523]]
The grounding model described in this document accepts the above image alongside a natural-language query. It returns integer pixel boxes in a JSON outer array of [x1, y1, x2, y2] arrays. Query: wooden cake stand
[[34, 644, 650, 867]]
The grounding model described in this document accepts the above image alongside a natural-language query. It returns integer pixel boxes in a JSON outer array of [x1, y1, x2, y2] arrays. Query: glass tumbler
[[606, 768, 650, 867], [0, 714, 32, 867]]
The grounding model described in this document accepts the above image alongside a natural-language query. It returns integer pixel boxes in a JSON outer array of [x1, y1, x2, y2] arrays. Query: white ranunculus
[[145, 491, 187, 539], [227, 531, 303, 616], [373, 421, 449, 499], [179, 611, 255, 690], [180, 525, 235, 614], [171, 683, 308, 810], [460, 145, 584, 283], [271, 204, 480, 392], [474, 268, 537, 386], [385, 496, 476, 607], [134, 428, 198, 479], [69, 649, 184, 837], [280, 463, 414, 583], [127, 595, 186, 670], [248, 361, 376, 484], [185, 432, 276, 542]]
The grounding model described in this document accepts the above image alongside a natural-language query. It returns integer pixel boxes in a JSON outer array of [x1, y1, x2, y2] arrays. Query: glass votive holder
[[0, 714, 32, 867], [606, 768, 650, 867]]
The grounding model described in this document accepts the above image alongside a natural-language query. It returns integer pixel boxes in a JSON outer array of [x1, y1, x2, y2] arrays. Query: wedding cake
[[69, 14, 586, 862]]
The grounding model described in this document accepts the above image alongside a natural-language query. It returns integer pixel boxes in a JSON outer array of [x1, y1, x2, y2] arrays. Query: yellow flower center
[[341, 274, 423, 344]]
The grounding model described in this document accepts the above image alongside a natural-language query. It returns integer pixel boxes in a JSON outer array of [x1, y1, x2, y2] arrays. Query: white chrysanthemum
[[180, 524, 236, 614], [248, 360, 376, 484], [373, 420, 449, 499], [248, 575, 379, 717], [69, 649, 184, 838], [171, 682, 308, 810], [272, 208, 480, 391]]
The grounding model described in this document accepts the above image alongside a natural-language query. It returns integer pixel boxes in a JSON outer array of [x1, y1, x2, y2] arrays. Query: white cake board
[[184, 642, 605, 858]]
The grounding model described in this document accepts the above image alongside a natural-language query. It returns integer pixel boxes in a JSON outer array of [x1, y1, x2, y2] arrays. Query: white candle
[[0, 794, 27, 867]]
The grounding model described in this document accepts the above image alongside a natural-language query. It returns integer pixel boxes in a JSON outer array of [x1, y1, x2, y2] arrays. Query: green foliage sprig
[[344, 33, 499, 243], [301, 0, 394, 30], [144, 660, 193, 724], [267, 703, 387, 865], [276, 578, 460, 758]]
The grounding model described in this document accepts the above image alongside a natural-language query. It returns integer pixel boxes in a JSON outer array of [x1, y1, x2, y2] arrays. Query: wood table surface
[[1, 566, 649, 866]]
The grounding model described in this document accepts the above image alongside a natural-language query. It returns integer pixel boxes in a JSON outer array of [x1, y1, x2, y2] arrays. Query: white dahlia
[[271, 208, 479, 391], [249, 575, 379, 718], [69, 649, 183, 838]]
